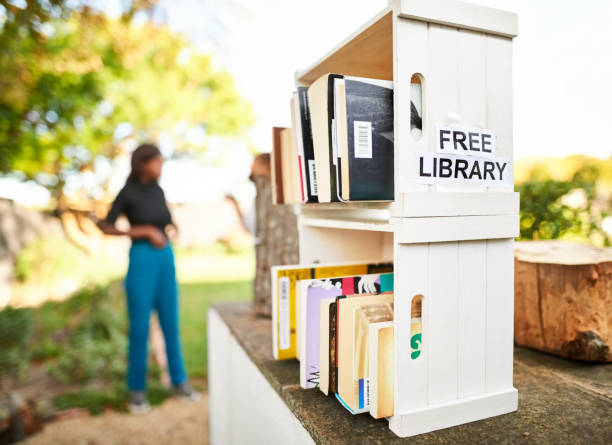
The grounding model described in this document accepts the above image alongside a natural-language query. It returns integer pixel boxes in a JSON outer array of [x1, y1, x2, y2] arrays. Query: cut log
[[514, 241, 612, 362]]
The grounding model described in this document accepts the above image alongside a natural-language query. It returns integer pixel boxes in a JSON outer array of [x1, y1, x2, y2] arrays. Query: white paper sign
[[416, 152, 512, 187], [436, 124, 496, 157]]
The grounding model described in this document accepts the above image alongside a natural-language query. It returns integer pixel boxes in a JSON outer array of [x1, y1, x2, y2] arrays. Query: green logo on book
[[410, 333, 422, 359]]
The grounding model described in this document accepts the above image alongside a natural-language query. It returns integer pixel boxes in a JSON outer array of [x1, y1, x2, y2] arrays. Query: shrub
[[0, 306, 33, 380]]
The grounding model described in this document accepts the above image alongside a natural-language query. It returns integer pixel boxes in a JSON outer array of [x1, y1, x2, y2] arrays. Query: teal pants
[[125, 240, 187, 391]]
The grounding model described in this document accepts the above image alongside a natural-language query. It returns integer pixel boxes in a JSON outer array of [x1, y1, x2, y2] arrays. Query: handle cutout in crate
[[410, 294, 423, 359], [410, 74, 424, 140]]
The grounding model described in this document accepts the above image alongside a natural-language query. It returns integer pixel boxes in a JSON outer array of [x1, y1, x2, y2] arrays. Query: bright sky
[[166, 0, 612, 160]]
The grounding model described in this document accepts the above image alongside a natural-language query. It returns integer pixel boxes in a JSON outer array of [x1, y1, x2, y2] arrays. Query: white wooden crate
[[294, 0, 519, 437]]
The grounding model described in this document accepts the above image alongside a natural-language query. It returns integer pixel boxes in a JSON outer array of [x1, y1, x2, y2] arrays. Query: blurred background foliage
[[0, 0, 254, 211], [515, 155, 611, 246]]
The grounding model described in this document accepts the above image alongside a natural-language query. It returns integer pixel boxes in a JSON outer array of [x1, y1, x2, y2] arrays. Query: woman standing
[[101, 144, 199, 413]]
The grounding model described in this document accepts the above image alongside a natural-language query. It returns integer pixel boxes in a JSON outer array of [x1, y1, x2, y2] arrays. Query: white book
[[369, 321, 394, 419]]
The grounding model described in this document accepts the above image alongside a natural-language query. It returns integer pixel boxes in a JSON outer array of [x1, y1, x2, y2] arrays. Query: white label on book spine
[[365, 377, 371, 408], [308, 160, 318, 196], [331, 119, 338, 165], [279, 277, 290, 350], [354, 121, 372, 158]]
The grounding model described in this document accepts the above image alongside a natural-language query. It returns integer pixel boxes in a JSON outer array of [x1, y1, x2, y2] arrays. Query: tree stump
[[251, 154, 299, 318], [514, 241, 612, 362]]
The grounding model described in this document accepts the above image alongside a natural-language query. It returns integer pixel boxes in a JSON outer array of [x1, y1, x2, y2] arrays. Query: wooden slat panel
[[395, 18, 430, 197], [427, 241, 459, 404], [397, 214, 519, 244], [427, 24, 459, 194], [457, 240, 486, 398], [394, 242, 429, 413], [398, 0, 518, 38], [486, 34, 514, 192], [485, 238, 515, 392], [448, 28, 488, 193]]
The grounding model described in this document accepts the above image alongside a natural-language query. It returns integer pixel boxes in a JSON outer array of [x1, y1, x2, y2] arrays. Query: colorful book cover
[[300, 273, 393, 389], [319, 297, 336, 395], [271, 261, 392, 360]]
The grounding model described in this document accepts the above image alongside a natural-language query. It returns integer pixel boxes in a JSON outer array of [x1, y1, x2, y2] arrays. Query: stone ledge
[[212, 302, 612, 445]]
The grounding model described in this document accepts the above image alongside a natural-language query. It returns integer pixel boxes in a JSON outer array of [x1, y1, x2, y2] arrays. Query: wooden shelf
[[295, 8, 393, 85]]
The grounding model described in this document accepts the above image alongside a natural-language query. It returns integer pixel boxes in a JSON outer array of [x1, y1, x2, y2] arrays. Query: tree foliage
[[0, 2, 254, 195], [515, 156, 611, 246]]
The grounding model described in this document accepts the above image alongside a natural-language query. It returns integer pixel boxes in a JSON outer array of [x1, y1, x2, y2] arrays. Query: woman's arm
[[99, 223, 167, 248]]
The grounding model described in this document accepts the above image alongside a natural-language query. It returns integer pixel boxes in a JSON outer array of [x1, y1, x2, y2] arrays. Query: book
[[280, 119, 302, 204], [291, 92, 307, 203], [354, 302, 393, 410], [271, 260, 393, 360], [369, 321, 394, 419], [337, 292, 394, 413], [329, 297, 339, 394], [319, 297, 336, 395], [307, 73, 343, 203], [271, 127, 286, 204], [298, 273, 394, 389], [296, 87, 318, 202], [334, 76, 394, 201]]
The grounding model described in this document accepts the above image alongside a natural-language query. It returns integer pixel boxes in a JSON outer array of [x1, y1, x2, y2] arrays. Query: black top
[[105, 180, 172, 234]]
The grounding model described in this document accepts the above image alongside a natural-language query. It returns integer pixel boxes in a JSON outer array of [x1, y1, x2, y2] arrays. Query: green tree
[[0, 4, 254, 209]]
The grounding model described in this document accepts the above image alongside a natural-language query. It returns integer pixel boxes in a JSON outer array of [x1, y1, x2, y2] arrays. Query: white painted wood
[[396, 214, 519, 244], [298, 224, 392, 264], [300, 216, 392, 232], [389, 388, 518, 437], [485, 238, 515, 393], [394, 243, 429, 413], [295, 7, 393, 84], [394, 16, 430, 199], [427, 23, 459, 195], [457, 240, 486, 398], [486, 34, 514, 192], [396, 0, 518, 38], [208, 308, 231, 445], [208, 308, 317, 445], [427, 242, 459, 404], [286, 0, 519, 437], [396, 192, 519, 217], [451, 28, 488, 193]]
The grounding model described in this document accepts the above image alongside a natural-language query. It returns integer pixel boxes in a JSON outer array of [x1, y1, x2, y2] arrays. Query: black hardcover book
[[329, 295, 345, 395], [345, 78, 394, 201], [326, 74, 344, 203], [297, 87, 318, 203]]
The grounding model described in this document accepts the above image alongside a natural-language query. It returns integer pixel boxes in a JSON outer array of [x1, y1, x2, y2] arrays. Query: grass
[[180, 280, 252, 378], [3, 242, 255, 414]]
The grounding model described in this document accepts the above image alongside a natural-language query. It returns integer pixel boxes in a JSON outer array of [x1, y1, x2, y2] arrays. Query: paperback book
[[271, 261, 393, 360]]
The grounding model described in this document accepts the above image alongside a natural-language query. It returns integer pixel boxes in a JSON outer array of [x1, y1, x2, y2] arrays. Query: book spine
[[298, 87, 318, 203], [327, 75, 343, 202]]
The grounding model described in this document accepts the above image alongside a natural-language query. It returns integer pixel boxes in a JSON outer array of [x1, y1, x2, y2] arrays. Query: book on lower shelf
[[296, 273, 394, 389], [271, 260, 393, 360], [271, 261, 397, 420]]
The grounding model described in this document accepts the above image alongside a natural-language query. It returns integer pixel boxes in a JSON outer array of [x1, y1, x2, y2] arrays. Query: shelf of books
[[270, 0, 519, 438]]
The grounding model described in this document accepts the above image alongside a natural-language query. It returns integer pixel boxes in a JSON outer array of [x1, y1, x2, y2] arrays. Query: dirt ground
[[24, 392, 209, 445]]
